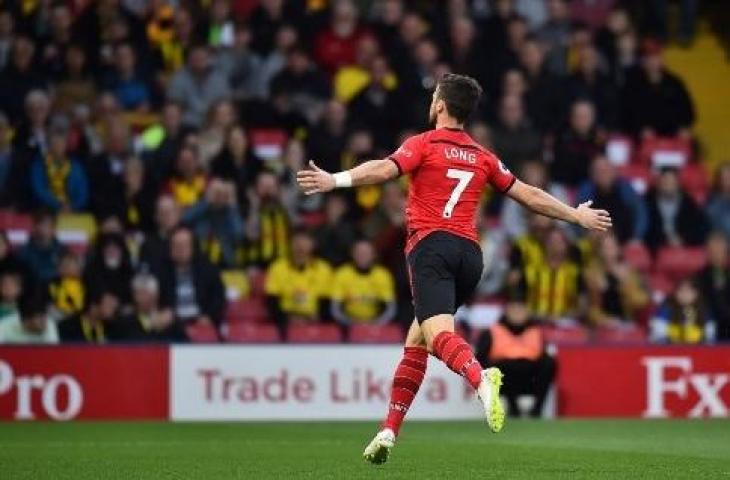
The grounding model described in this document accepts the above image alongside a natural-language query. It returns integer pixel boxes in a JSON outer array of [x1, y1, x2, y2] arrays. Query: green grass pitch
[[1, 420, 728, 479]]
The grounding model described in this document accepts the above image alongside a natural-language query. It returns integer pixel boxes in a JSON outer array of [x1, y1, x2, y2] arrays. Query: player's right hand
[[575, 200, 613, 232], [296, 161, 336, 195]]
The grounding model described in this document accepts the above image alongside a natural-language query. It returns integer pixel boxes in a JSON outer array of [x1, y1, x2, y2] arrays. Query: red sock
[[431, 331, 482, 390], [382, 347, 428, 436]]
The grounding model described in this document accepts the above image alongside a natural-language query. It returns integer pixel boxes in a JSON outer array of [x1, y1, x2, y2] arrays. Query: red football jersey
[[388, 127, 516, 253]]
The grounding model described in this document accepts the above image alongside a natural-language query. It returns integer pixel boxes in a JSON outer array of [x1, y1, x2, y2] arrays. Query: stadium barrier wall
[[0, 345, 728, 421]]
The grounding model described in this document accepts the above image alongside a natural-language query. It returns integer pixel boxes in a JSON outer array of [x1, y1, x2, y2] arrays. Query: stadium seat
[[605, 134, 634, 166], [185, 322, 220, 343], [249, 128, 288, 161], [638, 136, 692, 169], [617, 163, 653, 195], [594, 326, 647, 344], [248, 270, 267, 297], [540, 325, 589, 345], [226, 297, 269, 324], [221, 269, 251, 301], [679, 163, 710, 205], [648, 272, 675, 299], [226, 323, 280, 343], [56, 213, 97, 252], [655, 246, 707, 281], [287, 324, 343, 343], [349, 324, 403, 344], [0, 211, 32, 246], [623, 242, 652, 273]]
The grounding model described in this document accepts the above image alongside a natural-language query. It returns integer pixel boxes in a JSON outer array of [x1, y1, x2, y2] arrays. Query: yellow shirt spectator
[[265, 258, 333, 319], [332, 264, 395, 323]]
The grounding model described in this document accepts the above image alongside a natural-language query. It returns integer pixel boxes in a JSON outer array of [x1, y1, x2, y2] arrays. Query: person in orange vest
[[475, 288, 556, 417]]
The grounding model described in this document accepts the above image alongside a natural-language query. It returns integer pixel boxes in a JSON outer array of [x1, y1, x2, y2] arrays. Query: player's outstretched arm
[[296, 160, 399, 195], [507, 179, 613, 231]]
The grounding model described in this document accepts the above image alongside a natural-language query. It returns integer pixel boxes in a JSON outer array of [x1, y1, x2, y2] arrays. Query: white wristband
[[333, 172, 353, 188]]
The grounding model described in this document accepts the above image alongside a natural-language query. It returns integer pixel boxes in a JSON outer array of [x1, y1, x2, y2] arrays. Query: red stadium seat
[[185, 322, 220, 343], [0, 211, 33, 246], [648, 272, 675, 298], [226, 297, 269, 324], [226, 323, 280, 343], [623, 242, 652, 273], [249, 128, 288, 161], [594, 326, 647, 344], [655, 246, 707, 281], [638, 136, 692, 168], [287, 324, 343, 343], [541, 325, 589, 345], [679, 163, 710, 205], [248, 271, 267, 297], [349, 324, 403, 344], [617, 163, 653, 195]]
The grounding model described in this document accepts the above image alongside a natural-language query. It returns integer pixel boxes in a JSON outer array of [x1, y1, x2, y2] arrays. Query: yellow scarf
[[45, 155, 71, 205], [81, 316, 106, 344], [171, 176, 206, 207]]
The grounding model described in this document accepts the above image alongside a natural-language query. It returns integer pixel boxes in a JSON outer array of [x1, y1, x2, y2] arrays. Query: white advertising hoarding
[[171, 345, 486, 421]]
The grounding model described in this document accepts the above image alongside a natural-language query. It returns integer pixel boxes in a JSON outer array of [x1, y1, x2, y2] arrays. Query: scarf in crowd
[[170, 175, 206, 207], [45, 155, 71, 205]]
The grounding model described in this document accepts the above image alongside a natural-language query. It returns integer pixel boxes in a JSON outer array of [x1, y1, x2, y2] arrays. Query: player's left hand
[[296, 161, 336, 195]]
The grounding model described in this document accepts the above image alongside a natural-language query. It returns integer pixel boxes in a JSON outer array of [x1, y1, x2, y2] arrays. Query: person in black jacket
[[83, 233, 134, 308], [58, 288, 121, 344], [695, 233, 730, 341], [644, 168, 708, 251], [156, 226, 225, 333], [621, 40, 695, 138]]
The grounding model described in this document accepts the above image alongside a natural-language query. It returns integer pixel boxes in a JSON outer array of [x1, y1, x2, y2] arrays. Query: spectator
[[331, 239, 396, 326], [565, 45, 620, 128], [0, 287, 59, 344], [584, 233, 649, 327], [475, 289, 555, 417], [139, 195, 181, 274], [0, 232, 30, 290], [48, 251, 84, 320], [269, 46, 330, 125], [645, 0, 698, 45], [523, 228, 584, 324], [308, 100, 350, 174], [265, 229, 333, 337], [215, 22, 263, 100], [58, 289, 121, 343], [167, 44, 231, 128], [518, 38, 564, 132], [315, 193, 359, 266], [20, 210, 66, 284], [30, 120, 89, 213], [705, 162, 730, 239], [333, 35, 383, 103], [535, 0, 573, 76], [120, 157, 157, 232], [622, 40, 695, 138], [695, 233, 730, 341], [246, 172, 291, 268], [650, 278, 714, 344], [501, 161, 568, 240], [0, 35, 48, 121], [141, 102, 189, 184], [0, 269, 24, 320], [576, 156, 647, 244], [116, 273, 186, 342], [314, 0, 370, 74], [54, 45, 97, 115], [210, 125, 259, 204], [103, 42, 151, 112], [490, 94, 543, 173], [157, 226, 226, 331], [201, 0, 235, 49], [645, 168, 708, 251], [198, 99, 237, 169], [166, 145, 208, 208], [183, 179, 245, 268], [508, 212, 555, 281], [83, 233, 134, 308], [86, 117, 131, 219], [552, 99, 604, 187], [0, 9, 13, 71]]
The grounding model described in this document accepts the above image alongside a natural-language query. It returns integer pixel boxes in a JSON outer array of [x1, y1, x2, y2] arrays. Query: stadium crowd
[[0, 0, 727, 351]]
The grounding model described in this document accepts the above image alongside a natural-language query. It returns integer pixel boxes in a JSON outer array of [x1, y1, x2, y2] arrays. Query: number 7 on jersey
[[443, 168, 474, 218]]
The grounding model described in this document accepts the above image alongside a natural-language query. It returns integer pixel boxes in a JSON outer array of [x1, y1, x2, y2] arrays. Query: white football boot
[[476, 367, 505, 433], [363, 428, 396, 465]]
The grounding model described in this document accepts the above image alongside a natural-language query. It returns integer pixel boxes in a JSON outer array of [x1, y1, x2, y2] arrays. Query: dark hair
[[436, 73, 483, 123], [19, 285, 49, 318]]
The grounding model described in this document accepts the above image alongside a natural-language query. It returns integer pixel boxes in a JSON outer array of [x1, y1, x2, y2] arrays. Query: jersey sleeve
[[487, 155, 517, 193], [388, 134, 426, 175]]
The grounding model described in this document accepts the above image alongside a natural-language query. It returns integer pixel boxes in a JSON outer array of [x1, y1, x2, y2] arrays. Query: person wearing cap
[[29, 118, 89, 213], [474, 288, 556, 418], [621, 39, 695, 138]]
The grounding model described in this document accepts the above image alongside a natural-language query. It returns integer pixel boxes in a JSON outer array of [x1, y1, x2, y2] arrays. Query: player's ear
[[436, 99, 446, 114]]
